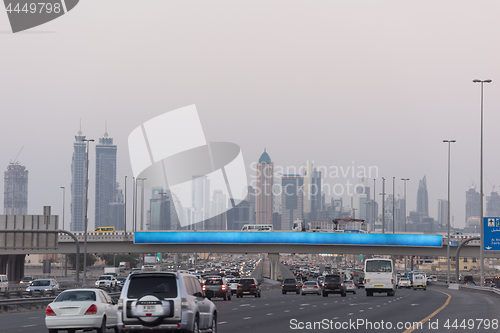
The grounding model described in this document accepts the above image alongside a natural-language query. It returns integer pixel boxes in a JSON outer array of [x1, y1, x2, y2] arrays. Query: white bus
[[241, 224, 273, 231], [364, 258, 397, 297]]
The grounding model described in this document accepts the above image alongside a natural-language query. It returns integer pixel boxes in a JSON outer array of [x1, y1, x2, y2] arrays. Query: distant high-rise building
[[486, 191, 500, 217], [109, 185, 124, 231], [273, 173, 282, 214], [465, 186, 480, 222], [226, 200, 253, 230], [303, 161, 313, 216], [311, 169, 322, 220], [416, 175, 429, 217], [95, 131, 118, 229], [191, 175, 210, 230], [150, 187, 172, 230], [4, 162, 28, 215], [438, 199, 449, 229], [255, 149, 274, 225], [281, 174, 303, 230], [71, 129, 87, 232]]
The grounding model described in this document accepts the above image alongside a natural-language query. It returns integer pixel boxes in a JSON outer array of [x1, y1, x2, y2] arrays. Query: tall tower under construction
[[71, 128, 87, 232], [4, 162, 28, 215]]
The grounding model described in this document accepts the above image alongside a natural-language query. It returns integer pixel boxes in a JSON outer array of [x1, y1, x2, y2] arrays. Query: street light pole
[[401, 179, 409, 232], [82, 138, 94, 287], [124, 175, 127, 234], [381, 177, 386, 234], [443, 140, 456, 284], [373, 179, 376, 232], [137, 178, 146, 230], [473, 79, 492, 286], [392, 177, 395, 233], [60, 186, 65, 277]]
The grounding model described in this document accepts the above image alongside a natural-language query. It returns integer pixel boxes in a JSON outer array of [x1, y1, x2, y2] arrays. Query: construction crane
[[9, 146, 24, 165]]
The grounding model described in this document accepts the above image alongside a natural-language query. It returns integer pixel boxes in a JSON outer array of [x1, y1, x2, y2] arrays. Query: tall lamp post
[[60, 186, 65, 277], [137, 178, 146, 230], [401, 178, 409, 272], [443, 140, 456, 284], [373, 179, 376, 232], [401, 179, 409, 232], [392, 177, 395, 233], [380, 177, 386, 233], [473, 79, 492, 286], [124, 175, 127, 234], [82, 138, 94, 286]]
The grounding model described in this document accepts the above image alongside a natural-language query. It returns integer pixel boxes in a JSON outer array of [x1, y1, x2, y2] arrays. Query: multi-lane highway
[[2, 283, 499, 333]]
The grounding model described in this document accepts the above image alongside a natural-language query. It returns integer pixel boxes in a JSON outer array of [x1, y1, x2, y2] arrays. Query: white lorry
[[413, 274, 427, 290]]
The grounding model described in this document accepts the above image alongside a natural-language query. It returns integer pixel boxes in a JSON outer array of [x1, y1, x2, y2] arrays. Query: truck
[[144, 256, 157, 264], [119, 262, 130, 270], [104, 267, 120, 277]]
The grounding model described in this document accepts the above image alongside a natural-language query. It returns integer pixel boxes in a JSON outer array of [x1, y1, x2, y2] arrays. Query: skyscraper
[[281, 174, 303, 230], [95, 131, 118, 228], [4, 162, 28, 215], [416, 175, 429, 217], [256, 149, 273, 225], [437, 199, 449, 229], [149, 187, 172, 230], [486, 191, 500, 217], [465, 186, 480, 222], [303, 161, 313, 216], [71, 129, 87, 231]]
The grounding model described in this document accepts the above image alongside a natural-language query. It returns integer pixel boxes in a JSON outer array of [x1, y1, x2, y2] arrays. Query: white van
[[0, 275, 8, 292], [413, 274, 427, 290]]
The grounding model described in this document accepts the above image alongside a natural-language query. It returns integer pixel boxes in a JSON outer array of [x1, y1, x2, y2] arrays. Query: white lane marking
[[299, 307, 305, 310], [240, 304, 251, 307], [267, 313, 273, 316], [300, 304, 310, 306], [219, 321, 227, 324], [348, 313, 354, 315], [333, 317, 339, 320], [284, 310, 290, 312], [28, 317, 40, 319], [243, 317, 252, 320], [368, 307, 373, 310], [265, 303, 270, 305], [22, 325, 37, 328], [359, 310, 364, 312]]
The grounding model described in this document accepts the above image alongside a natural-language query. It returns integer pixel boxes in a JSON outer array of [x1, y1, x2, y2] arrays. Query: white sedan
[[45, 289, 118, 333]]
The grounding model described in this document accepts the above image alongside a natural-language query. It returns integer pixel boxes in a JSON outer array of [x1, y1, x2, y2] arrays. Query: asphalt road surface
[[2, 283, 499, 333]]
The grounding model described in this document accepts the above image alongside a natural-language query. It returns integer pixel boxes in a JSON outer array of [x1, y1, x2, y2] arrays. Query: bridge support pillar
[[0, 255, 8, 275], [6, 255, 25, 282], [268, 253, 280, 281]]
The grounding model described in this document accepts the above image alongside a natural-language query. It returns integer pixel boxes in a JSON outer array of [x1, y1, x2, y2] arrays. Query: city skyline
[[2, 2, 500, 230]]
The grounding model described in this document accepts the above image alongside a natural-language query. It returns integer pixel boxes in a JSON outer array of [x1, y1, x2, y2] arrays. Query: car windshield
[[22, 277, 32, 281], [366, 260, 392, 272], [127, 275, 177, 299], [31, 280, 50, 286], [325, 276, 341, 283], [304, 282, 316, 286], [345, 281, 353, 284], [284, 279, 296, 283], [55, 291, 96, 302], [99, 276, 111, 280], [240, 279, 255, 284], [205, 279, 222, 285]]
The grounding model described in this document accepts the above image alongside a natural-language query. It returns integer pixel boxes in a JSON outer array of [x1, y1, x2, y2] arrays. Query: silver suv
[[117, 271, 217, 332]]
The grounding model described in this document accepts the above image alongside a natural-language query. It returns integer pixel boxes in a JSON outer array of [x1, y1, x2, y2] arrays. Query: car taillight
[[85, 304, 98, 315], [46, 305, 56, 316], [281, 285, 284, 287], [237, 284, 242, 287], [391, 279, 394, 284], [314, 286, 318, 289], [251, 284, 256, 287], [181, 298, 188, 310], [117, 299, 123, 311], [302, 286, 306, 289], [350, 285, 354, 288], [222, 285, 226, 291], [202, 285, 206, 291]]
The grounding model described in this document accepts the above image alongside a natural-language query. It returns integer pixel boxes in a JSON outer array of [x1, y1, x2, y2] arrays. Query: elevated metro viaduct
[[3, 231, 496, 281]]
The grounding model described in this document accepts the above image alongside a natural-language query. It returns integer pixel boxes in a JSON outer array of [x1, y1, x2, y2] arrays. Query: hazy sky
[[1, 1, 500, 230]]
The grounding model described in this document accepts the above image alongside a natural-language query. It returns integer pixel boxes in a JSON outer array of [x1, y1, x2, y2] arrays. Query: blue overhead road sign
[[484, 217, 500, 251]]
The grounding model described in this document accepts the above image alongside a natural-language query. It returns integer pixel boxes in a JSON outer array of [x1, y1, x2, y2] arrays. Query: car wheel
[[223, 293, 227, 301], [211, 314, 217, 333], [258, 292, 261, 298], [48, 330, 58, 333], [282, 290, 286, 294], [228, 293, 232, 300], [302, 292, 305, 296], [296, 290, 300, 294], [96, 316, 106, 333], [341, 292, 346, 297], [255, 292, 258, 298], [68, 330, 76, 333], [322, 292, 327, 297], [113, 326, 119, 333], [353, 291, 356, 295]]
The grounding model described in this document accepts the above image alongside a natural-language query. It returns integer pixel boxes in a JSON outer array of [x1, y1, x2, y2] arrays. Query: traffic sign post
[[483, 217, 500, 251]]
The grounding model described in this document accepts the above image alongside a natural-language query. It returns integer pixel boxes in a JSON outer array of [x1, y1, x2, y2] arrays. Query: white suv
[[95, 275, 118, 290], [117, 271, 217, 332]]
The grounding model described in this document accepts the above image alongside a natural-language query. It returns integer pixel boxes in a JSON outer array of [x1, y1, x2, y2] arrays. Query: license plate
[[374, 285, 384, 287], [142, 305, 156, 312]]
